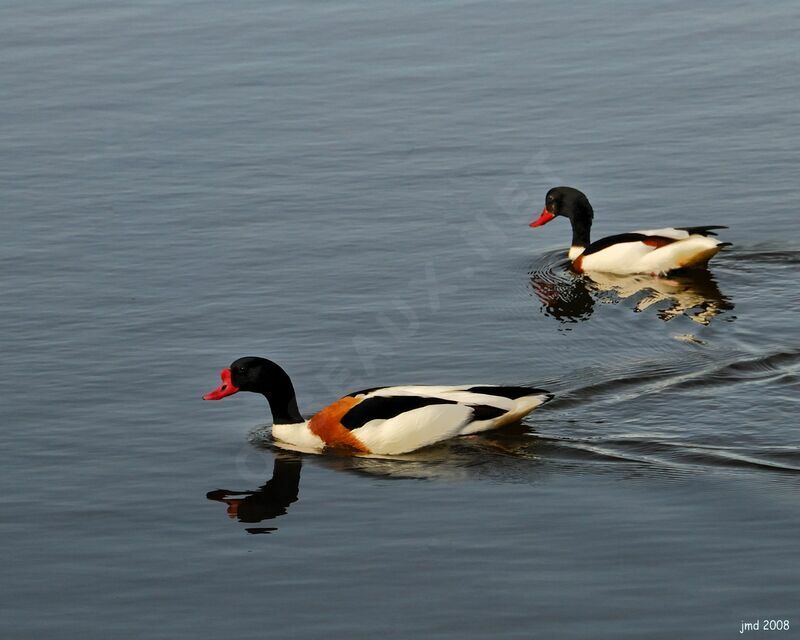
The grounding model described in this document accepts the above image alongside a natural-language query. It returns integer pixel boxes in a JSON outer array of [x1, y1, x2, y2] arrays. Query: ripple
[[540, 435, 800, 475], [669, 348, 800, 390], [547, 352, 711, 409], [722, 248, 800, 265]]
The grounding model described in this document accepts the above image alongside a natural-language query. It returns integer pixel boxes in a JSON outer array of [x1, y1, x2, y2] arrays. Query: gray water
[[2, 1, 799, 638]]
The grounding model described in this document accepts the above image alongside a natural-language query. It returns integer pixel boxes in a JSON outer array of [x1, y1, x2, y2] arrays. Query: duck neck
[[261, 368, 304, 425], [267, 392, 303, 425], [570, 216, 592, 253]]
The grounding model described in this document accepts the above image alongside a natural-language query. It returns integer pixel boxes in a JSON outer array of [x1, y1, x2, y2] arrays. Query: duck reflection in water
[[206, 454, 301, 534], [208, 426, 555, 533], [529, 262, 734, 325]]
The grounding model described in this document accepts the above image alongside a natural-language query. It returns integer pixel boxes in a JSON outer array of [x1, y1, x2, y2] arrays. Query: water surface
[[2, 1, 799, 638]]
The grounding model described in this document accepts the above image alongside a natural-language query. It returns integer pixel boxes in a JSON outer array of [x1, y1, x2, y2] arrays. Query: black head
[[203, 356, 303, 424], [203, 356, 273, 399], [230, 356, 287, 393], [530, 186, 594, 227]]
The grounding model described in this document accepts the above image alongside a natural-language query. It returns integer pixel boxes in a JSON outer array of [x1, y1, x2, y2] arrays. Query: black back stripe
[[466, 385, 549, 400], [341, 395, 457, 430], [345, 386, 387, 398], [581, 233, 650, 256]]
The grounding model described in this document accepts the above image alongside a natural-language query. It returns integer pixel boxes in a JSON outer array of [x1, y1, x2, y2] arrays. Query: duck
[[203, 356, 553, 455], [529, 186, 730, 275]]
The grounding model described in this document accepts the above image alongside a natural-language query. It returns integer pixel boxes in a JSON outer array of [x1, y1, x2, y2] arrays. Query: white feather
[[272, 422, 324, 450], [579, 235, 725, 275], [579, 241, 655, 273], [352, 404, 474, 455], [356, 385, 520, 409], [569, 245, 585, 260], [355, 385, 475, 399], [636, 236, 723, 274], [634, 227, 693, 239]]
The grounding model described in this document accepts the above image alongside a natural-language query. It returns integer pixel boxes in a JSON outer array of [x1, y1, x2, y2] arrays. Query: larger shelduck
[[204, 357, 552, 455]]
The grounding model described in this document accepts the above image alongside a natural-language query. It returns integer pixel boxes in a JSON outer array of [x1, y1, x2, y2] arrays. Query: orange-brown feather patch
[[572, 254, 584, 273], [308, 396, 370, 453], [642, 236, 677, 248]]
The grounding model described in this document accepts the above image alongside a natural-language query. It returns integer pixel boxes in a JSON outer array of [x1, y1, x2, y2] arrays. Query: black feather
[[469, 404, 508, 420], [581, 233, 650, 256], [346, 386, 387, 397], [674, 225, 728, 237], [340, 395, 457, 430], [466, 385, 550, 400]]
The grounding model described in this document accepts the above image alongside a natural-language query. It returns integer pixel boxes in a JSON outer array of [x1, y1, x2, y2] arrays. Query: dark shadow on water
[[207, 425, 553, 533], [528, 252, 734, 326], [206, 454, 302, 534]]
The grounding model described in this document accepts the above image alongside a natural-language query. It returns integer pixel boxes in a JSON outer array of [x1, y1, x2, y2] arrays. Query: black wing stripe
[[674, 225, 728, 237], [341, 395, 457, 430], [469, 405, 508, 421], [466, 385, 550, 400]]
